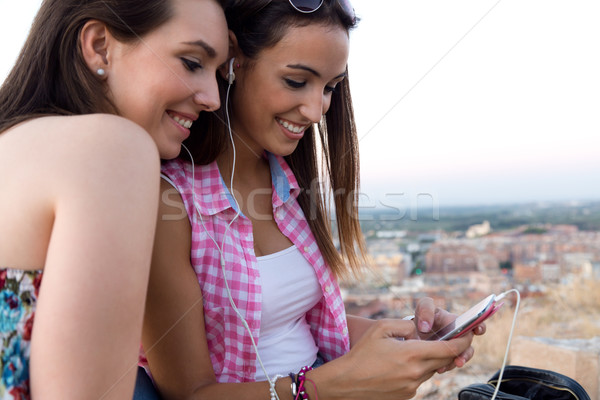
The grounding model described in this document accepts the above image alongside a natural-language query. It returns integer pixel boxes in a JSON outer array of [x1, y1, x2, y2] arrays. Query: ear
[[80, 20, 111, 76], [218, 30, 242, 81]]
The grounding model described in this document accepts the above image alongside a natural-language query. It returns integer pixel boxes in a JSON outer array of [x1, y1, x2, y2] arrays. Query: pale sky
[[2, 0, 599, 207]]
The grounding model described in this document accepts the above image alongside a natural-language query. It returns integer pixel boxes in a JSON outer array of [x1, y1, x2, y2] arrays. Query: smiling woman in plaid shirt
[[140, 1, 484, 399]]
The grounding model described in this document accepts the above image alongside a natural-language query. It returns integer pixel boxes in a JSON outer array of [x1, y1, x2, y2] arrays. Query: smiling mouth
[[168, 111, 194, 129], [276, 117, 308, 134]]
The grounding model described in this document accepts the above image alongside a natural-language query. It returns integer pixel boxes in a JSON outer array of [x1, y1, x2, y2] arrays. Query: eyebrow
[[287, 64, 347, 80], [182, 40, 217, 58]]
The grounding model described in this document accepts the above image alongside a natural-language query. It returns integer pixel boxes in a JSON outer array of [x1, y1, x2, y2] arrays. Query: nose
[[193, 75, 221, 112], [299, 89, 330, 124]]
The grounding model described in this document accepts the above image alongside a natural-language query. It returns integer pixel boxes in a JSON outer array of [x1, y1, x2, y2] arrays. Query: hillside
[[359, 200, 600, 235]]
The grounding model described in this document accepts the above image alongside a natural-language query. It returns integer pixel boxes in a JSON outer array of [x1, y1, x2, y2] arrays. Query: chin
[[270, 143, 300, 158], [159, 143, 182, 160]]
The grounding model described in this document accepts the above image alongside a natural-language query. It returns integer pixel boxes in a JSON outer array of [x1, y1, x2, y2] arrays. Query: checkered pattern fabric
[[141, 153, 349, 382]]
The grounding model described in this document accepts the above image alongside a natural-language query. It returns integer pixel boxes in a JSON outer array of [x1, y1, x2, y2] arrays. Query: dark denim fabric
[[133, 367, 161, 400]]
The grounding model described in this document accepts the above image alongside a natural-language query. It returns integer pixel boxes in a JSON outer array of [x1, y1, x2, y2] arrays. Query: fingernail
[[419, 321, 431, 332]]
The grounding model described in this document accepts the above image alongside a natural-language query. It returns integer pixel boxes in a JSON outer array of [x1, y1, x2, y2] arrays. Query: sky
[[1, 0, 599, 208]]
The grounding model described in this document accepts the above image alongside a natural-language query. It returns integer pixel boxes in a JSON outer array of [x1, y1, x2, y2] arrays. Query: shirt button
[[325, 285, 333, 294], [343, 327, 349, 335], [303, 246, 310, 253]]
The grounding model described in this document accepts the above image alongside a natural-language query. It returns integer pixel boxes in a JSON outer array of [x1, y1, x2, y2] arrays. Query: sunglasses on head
[[288, 0, 355, 22]]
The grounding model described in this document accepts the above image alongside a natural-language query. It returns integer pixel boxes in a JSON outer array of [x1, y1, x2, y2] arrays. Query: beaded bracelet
[[269, 374, 283, 400], [295, 366, 313, 400]]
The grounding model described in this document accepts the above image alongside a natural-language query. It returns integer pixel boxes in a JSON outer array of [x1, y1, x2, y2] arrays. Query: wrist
[[306, 355, 356, 400], [275, 376, 294, 400]]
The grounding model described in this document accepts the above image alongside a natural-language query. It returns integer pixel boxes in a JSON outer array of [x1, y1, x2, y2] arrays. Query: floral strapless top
[[0, 269, 41, 400]]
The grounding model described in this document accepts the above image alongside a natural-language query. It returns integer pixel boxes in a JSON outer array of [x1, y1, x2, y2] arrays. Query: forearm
[[191, 367, 351, 400], [191, 378, 295, 400], [346, 314, 375, 347]]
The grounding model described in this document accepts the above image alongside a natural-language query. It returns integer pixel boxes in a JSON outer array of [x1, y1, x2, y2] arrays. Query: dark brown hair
[[0, 0, 173, 133], [187, 0, 367, 279]]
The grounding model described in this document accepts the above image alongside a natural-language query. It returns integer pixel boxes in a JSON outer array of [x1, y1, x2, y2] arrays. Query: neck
[[216, 138, 268, 190]]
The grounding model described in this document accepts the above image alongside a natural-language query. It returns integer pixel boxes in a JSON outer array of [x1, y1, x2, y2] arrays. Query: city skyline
[[1, 0, 599, 206]]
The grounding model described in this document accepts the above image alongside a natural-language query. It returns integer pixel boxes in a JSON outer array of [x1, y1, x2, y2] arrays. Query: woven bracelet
[[295, 366, 313, 400]]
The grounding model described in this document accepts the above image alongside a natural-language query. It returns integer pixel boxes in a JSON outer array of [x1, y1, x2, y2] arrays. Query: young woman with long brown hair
[[0, 0, 228, 398], [142, 1, 484, 399]]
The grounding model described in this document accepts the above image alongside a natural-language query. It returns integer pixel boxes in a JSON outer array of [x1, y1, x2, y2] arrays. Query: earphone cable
[[489, 288, 521, 400], [179, 143, 279, 399], [178, 76, 280, 399]]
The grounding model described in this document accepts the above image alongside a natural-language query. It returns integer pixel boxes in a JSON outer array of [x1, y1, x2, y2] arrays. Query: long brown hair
[[0, 0, 173, 133], [187, 0, 368, 279]]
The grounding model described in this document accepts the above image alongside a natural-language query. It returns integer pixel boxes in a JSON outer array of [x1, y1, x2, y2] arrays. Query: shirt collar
[[267, 152, 300, 207], [191, 160, 234, 216], [193, 152, 300, 215]]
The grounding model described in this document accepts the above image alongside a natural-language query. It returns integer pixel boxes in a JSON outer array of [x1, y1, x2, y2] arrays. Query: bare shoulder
[[157, 176, 192, 226], [4, 114, 156, 157], [159, 177, 184, 210], [0, 115, 160, 267], [0, 114, 160, 203], [1, 114, 158, 178]]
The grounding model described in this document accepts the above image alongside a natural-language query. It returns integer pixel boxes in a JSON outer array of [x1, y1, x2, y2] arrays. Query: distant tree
[[522, 226, 547, 234], [499, 261, 513, 270]]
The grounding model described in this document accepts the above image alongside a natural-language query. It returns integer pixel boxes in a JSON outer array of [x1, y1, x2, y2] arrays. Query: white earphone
[[178, 54, 282, 399], [226, 57, 236, 85]]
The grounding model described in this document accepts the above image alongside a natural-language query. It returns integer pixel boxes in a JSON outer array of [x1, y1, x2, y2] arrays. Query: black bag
[[458, 365, 591, 400]]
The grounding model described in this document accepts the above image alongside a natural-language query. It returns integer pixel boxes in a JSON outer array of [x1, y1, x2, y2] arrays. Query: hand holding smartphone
[[425, 294, 503, 341]]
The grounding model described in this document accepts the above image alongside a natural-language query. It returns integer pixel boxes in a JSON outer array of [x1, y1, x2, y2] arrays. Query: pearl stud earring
[[97, 68, 105, 76]]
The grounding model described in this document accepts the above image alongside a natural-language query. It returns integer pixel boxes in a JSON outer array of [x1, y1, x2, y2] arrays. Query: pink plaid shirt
[[149, 153, 350, 382]]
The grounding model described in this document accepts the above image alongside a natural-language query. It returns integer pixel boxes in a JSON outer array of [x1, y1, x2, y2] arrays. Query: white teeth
[[171, 114, 193, 129], [277, 118, 305, 134]]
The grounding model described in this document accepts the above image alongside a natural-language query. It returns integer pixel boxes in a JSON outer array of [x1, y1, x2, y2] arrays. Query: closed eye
[[181, 58, 203, 72], [284, 78, 305, 89], [286, 78, 337, 94]]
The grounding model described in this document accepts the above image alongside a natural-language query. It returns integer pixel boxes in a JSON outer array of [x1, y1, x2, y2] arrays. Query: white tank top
[[254, 245, 322, 380]]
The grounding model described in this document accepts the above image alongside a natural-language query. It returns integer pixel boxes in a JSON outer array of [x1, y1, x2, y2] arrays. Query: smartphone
[[425, 294, 502, 341]]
